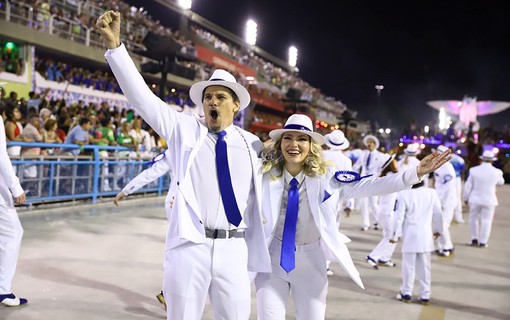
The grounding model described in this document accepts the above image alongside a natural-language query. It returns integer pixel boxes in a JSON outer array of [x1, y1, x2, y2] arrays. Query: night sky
[[126, 0, 510, 133]]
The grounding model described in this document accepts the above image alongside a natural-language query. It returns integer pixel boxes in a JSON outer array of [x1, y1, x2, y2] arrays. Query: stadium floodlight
[[177, 0, 192, 10], [245, 19, 257, 46], [288, 46, 298, 68]]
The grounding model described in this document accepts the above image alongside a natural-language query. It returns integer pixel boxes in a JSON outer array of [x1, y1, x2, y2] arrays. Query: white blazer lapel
[[268, 175, 285, 231], [305, 176, 322, 227]]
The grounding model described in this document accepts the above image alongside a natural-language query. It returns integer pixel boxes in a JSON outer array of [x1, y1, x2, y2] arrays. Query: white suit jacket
[[105, 44, 271, 273], [393, 187, 443, 253], [433, 162, 457, 211], [464, 162, 504, 206], [0, 119, 24, 208], [121, 149, 175, 220], [353, 149, 386, 176], [261, 166, 422, 289]]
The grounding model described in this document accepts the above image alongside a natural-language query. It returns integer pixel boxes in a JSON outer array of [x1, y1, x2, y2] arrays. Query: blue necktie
[[366, 152, 371, 169], [280, 178, 299, 273], [216, 131, 242, 227]]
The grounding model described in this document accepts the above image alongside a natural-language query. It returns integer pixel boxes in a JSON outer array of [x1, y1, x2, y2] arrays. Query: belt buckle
[[213, 229, 219, 239]]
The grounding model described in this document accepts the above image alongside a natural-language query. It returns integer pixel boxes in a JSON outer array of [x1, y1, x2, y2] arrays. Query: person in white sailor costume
[[391, 180, 444, 305], [322, 129, 354, 276], [0, 114, 28, 307], [352, 134, 386, 231], [365, 153, 400, 269], [97, 11, 271, 319], [114, 150, 174, 311], [398, 143, 421, 172], [450, 150, 466, 223], [464, 150, 504, 247], [432, 145, 457, 257], [254, 114, 452, 319]]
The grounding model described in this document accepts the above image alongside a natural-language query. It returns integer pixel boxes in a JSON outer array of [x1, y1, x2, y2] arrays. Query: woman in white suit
[[254, 114, 452, 319], [464, 150, 505, 247]]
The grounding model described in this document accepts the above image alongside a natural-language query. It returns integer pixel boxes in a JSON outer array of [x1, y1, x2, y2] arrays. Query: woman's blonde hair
[[261, 134, 329, 177]]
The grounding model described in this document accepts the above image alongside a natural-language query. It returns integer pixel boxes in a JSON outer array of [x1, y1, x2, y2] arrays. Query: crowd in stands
[[0, 87, 166, 162]]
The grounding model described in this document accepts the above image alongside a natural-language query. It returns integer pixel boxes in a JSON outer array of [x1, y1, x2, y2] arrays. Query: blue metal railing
[[6, 142, 169, 204]]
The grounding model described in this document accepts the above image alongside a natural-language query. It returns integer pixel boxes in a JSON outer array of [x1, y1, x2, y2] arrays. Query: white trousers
[[400, 252, 432, 300], [368, 213, 397, 262], [469, 204, 496, 244], [453, 177, 464, 222], [360, 196, 379, 228], [255, 238, 328, 320], [437, 207, 454, 251], [0, 206, 24, 294], [163, 237, 251, 320]]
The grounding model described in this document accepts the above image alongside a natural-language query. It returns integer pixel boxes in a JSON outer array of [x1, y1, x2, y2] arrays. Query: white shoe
[[365, 256, 379, 269], [326, 268, 334, 276]]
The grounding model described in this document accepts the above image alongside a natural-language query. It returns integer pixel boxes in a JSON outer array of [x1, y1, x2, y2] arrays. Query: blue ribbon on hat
[[283, 124, 311, 131], [327, 137, 345, 146]]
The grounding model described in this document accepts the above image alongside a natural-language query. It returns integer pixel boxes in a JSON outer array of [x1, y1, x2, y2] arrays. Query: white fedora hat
[[436, 145, 450, 153], [269, 114, 325, 145], [324, 130, 350, 150], [189, 69, 251, 111], [380, 153, 397, 171], [479, 150, 497, 161], [404, 143, 420, 155], [362, 134, 379, 149]]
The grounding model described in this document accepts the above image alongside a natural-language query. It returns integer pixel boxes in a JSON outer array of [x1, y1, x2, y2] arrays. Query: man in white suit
[[0, 116, 28, 307], [97, 11, 271, 319], [464, 150, 505, 247], [432, 145, 457, 256], [353, 134, 386, 231], [322, 129, 353, 276], [391, 180, 444, 305]]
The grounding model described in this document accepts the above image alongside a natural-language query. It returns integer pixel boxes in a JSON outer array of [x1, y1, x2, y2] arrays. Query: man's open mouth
[[210, 110, 219, 120]]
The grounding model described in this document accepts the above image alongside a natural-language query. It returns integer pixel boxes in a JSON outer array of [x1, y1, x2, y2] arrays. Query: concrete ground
[[2, 185, 510, 320]]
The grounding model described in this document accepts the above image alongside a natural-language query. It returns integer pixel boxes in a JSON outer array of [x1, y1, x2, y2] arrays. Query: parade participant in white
[[365, 153, 399, 269], [114, 149, 174, 311], [432, 145, 457, 256], [464, 150, 504, 247], [255, 114, 452, 319], [398, 143, 421, 171], [352, 134, 386, 231], [322, 130, 353, 276], [97, 11, 271, 319], [391, 181, 444, 305], [450, 151, 466, 223], [0, 117, 28, 307]]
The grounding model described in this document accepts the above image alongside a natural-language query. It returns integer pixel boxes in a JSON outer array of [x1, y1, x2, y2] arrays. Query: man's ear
[[233, 101, 240, 113]]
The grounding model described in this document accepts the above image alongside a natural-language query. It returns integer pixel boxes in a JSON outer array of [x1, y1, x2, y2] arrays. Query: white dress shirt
[[273, 169, 321, 244], [191, 125, 251, 230]]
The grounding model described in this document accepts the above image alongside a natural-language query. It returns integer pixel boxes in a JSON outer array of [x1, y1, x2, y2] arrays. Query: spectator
[[63, 117, 92, 156]]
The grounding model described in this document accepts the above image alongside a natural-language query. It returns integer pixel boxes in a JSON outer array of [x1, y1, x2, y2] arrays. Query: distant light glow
[[288, 46, 298, 67], [424, 125, 430, 133], [177, 0, 192, 10], [385, 128, 391, 134], [245, 19, 257, 46]]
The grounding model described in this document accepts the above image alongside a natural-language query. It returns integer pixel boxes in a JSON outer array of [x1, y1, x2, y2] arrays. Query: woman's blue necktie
[[280, 178, 299, 272], [216, 131, 242, 226]]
